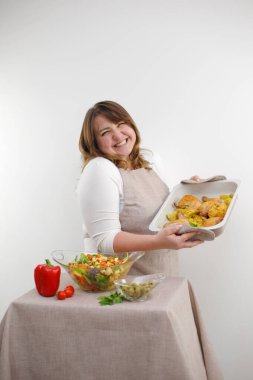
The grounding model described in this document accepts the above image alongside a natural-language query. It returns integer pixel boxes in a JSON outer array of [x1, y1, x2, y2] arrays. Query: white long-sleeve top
[[77, 149, 167, 253]]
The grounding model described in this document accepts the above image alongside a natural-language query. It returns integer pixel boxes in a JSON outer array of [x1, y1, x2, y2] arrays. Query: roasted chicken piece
[[202, 194, 233, 206], [208, 202, 227, 218], [201, 196, 214, 202], [202, 216, 223, 227], [163, 219, 189, 228], [199, 198, 227, 218], [175, 195, 202, 210]]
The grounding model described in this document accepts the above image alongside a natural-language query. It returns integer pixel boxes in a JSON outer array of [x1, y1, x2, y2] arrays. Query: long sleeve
[[77, 157, 123, 253]]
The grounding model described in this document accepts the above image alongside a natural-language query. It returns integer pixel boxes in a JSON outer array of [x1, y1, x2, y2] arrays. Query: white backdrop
[[1, 1, 253, 379]]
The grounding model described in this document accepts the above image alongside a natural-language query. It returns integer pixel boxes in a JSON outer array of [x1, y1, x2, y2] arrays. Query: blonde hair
[[79, 100, 151, 170]]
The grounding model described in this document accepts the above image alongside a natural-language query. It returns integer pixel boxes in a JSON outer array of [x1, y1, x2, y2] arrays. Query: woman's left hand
[[190, 175, 201, 182]]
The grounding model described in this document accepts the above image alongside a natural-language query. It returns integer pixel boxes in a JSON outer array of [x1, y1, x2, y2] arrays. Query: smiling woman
[[77, 100, 203, 276], [79, 100, 151, 170]]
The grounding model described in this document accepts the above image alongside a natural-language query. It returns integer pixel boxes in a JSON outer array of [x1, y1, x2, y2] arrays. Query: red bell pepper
[[34, 259, 61, 297]]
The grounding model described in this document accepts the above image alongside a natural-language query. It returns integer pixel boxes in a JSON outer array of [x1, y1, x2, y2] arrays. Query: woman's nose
[[112, 128, 123, 140]]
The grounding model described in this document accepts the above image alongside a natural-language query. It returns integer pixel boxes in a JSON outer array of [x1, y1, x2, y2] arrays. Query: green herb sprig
[[97, 292, 124, 306]]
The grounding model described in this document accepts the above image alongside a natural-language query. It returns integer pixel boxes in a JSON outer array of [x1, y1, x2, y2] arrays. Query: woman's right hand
[[155, 224, 204, 250]]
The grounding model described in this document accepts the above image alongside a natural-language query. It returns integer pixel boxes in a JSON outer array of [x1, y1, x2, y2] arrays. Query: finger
[[163, 223, 182, 235], [190, 175, 201, 182], [180, 231, 199, 241]]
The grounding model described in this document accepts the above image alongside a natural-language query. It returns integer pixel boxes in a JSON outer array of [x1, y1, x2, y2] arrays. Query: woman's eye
[[101, 130, 110, 136]]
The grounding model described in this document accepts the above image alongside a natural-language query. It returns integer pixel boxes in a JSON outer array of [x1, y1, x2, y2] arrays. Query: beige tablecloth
[[0, 275, 223, 380]]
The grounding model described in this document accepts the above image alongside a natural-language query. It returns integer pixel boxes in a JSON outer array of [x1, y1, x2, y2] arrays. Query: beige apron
[[119, 168, 179, 276]]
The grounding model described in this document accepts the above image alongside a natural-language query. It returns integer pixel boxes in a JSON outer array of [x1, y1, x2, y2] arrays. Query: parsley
[[97, 292, 124, 306]]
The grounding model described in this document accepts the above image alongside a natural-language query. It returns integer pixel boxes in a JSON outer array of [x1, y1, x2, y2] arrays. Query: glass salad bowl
[[114, 273, 166, 302], [51, 250, 144, 292]]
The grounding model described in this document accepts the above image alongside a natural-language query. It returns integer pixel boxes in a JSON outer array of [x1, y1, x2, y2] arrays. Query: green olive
[[120, 281, 155, 299]]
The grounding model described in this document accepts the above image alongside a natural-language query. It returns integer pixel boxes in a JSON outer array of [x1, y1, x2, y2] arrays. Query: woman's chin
[[116, 149, 132, 158], [113, 145, 133, 158]]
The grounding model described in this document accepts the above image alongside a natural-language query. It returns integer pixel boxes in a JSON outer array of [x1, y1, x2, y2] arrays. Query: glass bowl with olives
[[114, 273, 166, 302]]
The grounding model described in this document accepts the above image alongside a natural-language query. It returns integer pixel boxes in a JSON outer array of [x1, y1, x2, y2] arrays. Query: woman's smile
[[114, 139, 127, 147]]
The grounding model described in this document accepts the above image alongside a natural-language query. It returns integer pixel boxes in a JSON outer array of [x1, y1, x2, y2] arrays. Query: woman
[[77, 100, 203, 276]]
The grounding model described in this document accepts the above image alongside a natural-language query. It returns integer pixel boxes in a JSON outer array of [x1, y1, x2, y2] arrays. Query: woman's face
[[93, 115, 136, 159]]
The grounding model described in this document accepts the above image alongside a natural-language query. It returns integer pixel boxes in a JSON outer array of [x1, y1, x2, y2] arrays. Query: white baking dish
[[149, 178, 240, 238]]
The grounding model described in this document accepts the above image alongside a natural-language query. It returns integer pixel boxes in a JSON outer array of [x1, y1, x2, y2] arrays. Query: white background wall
[[1, 0, 252, 378]]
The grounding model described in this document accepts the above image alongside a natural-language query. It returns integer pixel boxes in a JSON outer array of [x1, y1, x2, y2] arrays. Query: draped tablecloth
[[0, 275, 223, 380]]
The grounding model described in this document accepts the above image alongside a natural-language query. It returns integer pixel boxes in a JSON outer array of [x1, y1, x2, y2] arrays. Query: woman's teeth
[[115, 139, 127, 147]]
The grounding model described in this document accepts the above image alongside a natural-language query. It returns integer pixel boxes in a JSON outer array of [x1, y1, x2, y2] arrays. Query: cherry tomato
[[65, 285, 75, 294], [64, 288, 74, 298], [57, 290, 66, 300]]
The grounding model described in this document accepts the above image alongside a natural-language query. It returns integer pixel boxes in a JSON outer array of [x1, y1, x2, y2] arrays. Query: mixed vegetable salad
[[68, 253, 130, 292]]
